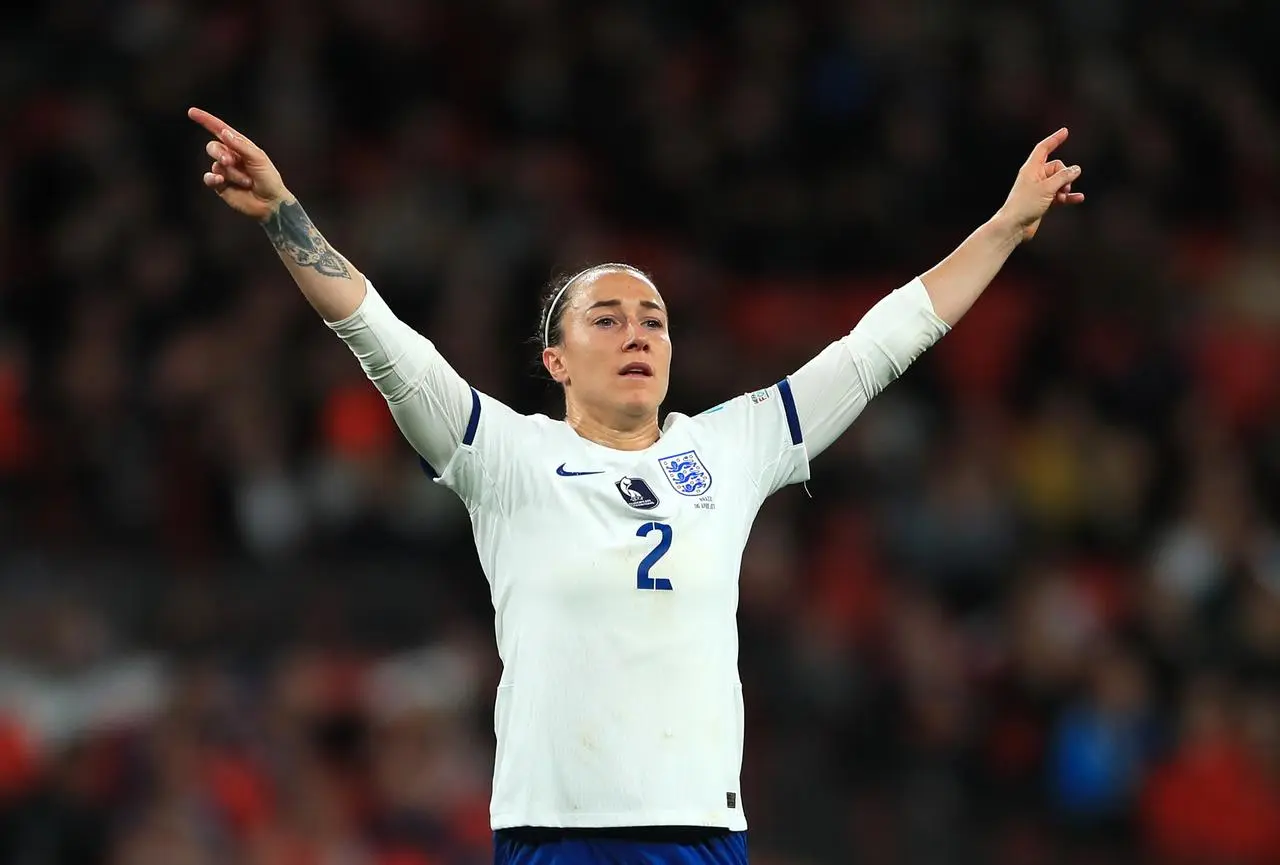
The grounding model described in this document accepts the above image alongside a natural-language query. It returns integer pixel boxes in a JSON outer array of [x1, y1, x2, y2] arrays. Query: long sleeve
[[325, 279, 478, 476], [691, 277, 950, 500], [787, 277, 950, 461]]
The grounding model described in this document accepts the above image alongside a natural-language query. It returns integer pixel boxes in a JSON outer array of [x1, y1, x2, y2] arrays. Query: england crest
[[659, 449, 713, 497]]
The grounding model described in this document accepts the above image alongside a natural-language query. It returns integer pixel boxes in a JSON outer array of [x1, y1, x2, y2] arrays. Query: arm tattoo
[[262, 200, 351, 278]]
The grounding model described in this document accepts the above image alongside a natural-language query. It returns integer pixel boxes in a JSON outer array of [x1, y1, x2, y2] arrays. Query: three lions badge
[[660, 450, 712, 497]]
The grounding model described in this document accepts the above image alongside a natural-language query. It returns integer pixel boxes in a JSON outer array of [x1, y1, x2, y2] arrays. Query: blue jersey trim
[[419, 387, 480, 477], [777, 378, 802, 446], [463, 387, 481, 446]]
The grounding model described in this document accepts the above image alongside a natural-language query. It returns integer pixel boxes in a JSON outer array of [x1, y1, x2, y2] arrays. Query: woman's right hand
[[188, 107, 290, 222]]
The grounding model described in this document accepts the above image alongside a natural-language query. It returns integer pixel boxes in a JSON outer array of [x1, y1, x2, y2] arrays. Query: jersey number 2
[[636, 522, 674, 591]]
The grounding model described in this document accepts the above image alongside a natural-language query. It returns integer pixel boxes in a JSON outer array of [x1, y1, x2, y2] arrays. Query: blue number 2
[[636, 522, 674, 591]]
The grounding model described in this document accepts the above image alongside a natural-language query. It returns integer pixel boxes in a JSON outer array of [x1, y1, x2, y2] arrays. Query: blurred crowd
[[3, 0, 1280, 863]]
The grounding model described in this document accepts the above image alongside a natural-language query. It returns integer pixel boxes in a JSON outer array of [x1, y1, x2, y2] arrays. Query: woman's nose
[[623, 319, 648, 349]]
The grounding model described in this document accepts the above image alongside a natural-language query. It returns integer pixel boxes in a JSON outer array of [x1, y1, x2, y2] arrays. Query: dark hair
[[537, 270, 580, 351]]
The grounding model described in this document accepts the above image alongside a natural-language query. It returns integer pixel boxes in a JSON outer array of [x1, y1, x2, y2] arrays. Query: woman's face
[[543, 269, 671, 422]]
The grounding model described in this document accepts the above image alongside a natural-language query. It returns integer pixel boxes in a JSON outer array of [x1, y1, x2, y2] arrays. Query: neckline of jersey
[[558, 413, 681, 456]]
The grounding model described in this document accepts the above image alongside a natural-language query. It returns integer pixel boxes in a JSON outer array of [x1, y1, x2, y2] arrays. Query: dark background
[[2, 1, 1280, 863]]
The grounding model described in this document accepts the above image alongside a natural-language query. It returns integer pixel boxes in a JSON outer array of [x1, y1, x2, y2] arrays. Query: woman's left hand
[[998, 127, 1085, 243]]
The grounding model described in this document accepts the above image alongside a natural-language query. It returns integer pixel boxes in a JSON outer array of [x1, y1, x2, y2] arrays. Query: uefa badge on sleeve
[[659, 450, 712, 497]]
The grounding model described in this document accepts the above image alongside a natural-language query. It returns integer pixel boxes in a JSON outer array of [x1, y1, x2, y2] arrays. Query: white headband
[[543, 263, 657, 348], [543, 281, 572, 349]]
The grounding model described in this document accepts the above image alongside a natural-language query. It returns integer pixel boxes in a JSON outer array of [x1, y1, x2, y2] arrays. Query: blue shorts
[[493, 827, 748, 865]]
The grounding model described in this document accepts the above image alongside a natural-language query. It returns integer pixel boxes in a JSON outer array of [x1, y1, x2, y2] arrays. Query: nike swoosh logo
[[556, 463, 605, 477]]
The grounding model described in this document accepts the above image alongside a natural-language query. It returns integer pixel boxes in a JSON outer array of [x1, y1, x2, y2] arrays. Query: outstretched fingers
[[188, 106, 264, 164], [1026, 128, 1084, 206], [188, 106, 234, 140], [1029, 127, 1070, 166]]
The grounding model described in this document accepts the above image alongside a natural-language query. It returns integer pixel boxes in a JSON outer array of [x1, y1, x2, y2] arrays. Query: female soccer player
[[188, 106, 1083, 864]]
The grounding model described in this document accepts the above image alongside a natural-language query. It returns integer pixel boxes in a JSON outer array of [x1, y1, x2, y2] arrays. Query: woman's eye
[[594, 317, 617, 328], [644, 319, 664, 329]]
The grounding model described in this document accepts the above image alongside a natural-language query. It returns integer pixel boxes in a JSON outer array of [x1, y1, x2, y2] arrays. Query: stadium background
[[2, 1, 1280, 863]]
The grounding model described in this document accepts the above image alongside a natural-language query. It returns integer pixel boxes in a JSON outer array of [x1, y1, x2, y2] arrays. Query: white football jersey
[[328, 276, 948, 830]]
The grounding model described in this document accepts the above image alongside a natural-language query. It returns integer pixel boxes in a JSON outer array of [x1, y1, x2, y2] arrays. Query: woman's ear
[[542, 346, 568, 385]]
